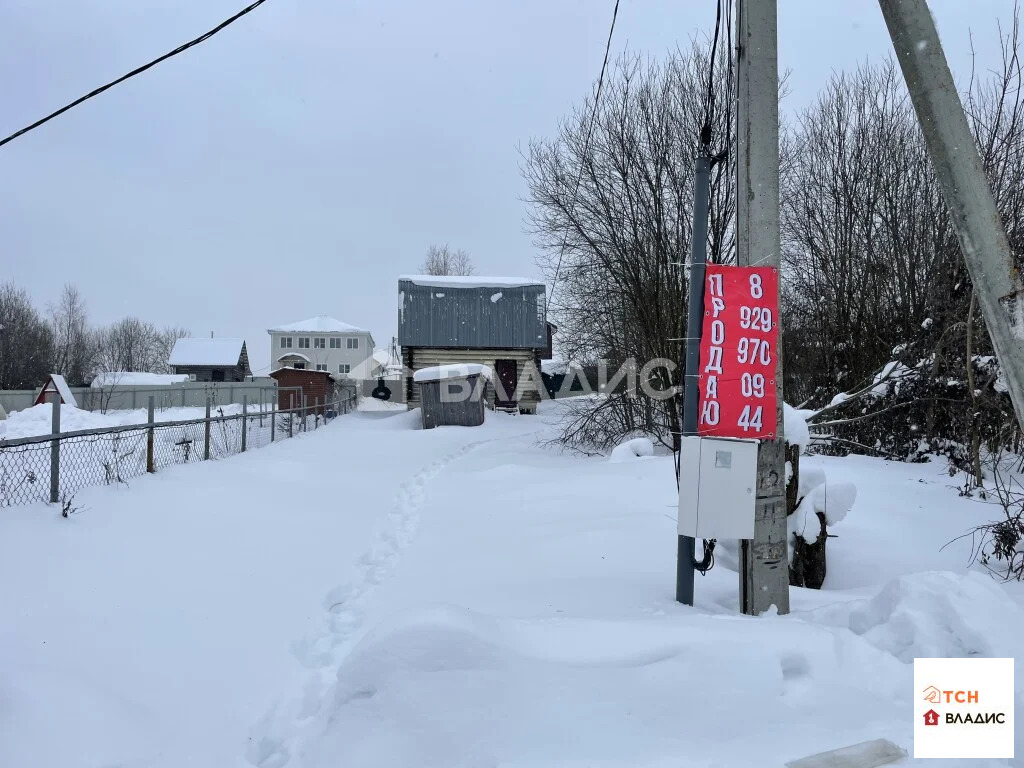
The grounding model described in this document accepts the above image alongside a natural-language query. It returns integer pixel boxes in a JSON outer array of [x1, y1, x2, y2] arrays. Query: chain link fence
[[0, 389, 357, 508]]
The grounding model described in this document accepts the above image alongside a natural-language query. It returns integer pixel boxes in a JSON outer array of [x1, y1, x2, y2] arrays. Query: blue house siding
[[398, 280, 547, 349]]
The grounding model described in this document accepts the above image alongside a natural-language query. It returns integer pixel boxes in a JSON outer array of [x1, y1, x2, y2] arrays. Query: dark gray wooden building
[[169, 337, 251, 382], [398, 275, 550, 413]]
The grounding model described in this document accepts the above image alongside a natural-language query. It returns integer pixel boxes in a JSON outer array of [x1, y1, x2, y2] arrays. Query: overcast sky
[[0, 0, 1013, 373]]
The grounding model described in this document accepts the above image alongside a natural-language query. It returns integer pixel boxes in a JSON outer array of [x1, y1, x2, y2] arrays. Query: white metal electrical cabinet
[[677, 436, 758, 539]]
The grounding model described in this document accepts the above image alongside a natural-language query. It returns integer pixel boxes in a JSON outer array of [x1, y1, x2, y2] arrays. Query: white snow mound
[[609, 437, 655, 462], [783, 402, 810, 451], [837, 571, 1024, 662]]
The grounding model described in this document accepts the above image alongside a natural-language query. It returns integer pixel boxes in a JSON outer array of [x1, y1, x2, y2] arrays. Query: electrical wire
[[0, 0, 269, 149], [702, 0, 723, 148], [549, 0, 622, 299]]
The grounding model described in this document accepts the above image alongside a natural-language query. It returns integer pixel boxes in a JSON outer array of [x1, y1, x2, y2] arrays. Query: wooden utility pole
[[879, 0, 1024, 434], [735, 0, 790, 615]]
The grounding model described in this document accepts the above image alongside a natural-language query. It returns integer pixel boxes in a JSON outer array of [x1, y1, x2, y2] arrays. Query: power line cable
[[702, 0, 723, 148], [549, 0, 622, 299], [0, 0, 269, 149]]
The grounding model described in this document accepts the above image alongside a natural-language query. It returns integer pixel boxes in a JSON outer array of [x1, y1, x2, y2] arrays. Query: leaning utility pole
[[735, 0, 790, 615], [879, 0, 1024, 434]]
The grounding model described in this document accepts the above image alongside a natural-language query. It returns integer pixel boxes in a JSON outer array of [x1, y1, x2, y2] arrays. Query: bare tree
[[152, 326, 190, 374], [524, 42, 735, 451], [419, 244, 474, 276], [49, 283, 94, 385], [782, 14, 1024, 463], [95, 317, 156, 373], [0, 282, 53, 389]]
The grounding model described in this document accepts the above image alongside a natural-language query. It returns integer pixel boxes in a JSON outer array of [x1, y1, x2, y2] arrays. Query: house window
[[280, 337, 293, 349], [338, 364, 350, 374], [293, 362, 306, 370], [298, 337, 310, 349], [316, 363, 328, 371], [329, 337, 341, 349], [346, 337, 359, 349], [314, 337, 326, 349]]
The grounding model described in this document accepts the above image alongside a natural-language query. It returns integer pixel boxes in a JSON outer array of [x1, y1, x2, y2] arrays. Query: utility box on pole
[[678, 437, 758, 540]]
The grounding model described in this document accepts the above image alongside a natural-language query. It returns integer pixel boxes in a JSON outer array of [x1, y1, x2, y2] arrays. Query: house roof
[[268, 316, 369, 334], [398, 275, 544, 289], [269, 366, 336, 378], [413, 363, 492, 383], [40, 374, 78, 407], [169, 338, 245, 367]]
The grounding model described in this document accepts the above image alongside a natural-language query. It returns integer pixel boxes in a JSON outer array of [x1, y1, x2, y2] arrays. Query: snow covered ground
[[0, 401, 1020, 767]]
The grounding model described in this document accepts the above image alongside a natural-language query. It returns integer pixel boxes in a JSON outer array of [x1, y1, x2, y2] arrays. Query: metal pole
[[270, 399, 276, 442], [181, 387, 186, 408], [736, 0, 789, 616], [314, 396, 320, 429], [146, 395, 155, 473], [677, 154, 712, 606], [241, 396, 247, 452], [302, 394, 307, 432], [49, 392, 60, 503], [289, 394, 295, 438], [204, 396, 211, 460], [878, 0, 1024, 433]]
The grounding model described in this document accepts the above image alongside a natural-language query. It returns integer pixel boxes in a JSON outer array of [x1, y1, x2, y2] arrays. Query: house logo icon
[[924, 709, 940, 726], [922, 685, 942, 704]]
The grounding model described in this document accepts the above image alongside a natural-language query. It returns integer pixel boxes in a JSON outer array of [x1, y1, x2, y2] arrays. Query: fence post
[[302, 394, 307, 432], [241, 396, 248, 452], [49, 392, 60, 504], [271, 398, 276, 442], [181, 387, 186, 408], [315, 397, 320, 429], [132, 388, 137, 410], [146, 396, 155, 473], [229, 384, 235, 406], [204, 397, 212, 460], [289, 394, 295, 438]]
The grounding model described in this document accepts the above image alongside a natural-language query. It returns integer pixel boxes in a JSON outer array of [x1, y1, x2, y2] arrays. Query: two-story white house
[[268, 316, 376, 379]]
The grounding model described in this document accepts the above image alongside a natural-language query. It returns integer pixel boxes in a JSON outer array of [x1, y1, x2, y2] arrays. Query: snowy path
[[248, 426, 537, 768]]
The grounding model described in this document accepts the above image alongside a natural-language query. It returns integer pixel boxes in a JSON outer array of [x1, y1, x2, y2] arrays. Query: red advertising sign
[[697, 265, 779, 439]]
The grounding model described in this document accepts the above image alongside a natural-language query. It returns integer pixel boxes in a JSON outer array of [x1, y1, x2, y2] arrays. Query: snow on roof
[[42, 374, 78, 407], [413, 363, 492, 383], [269, 366, 336, 378], [91, 372, 191, 389], [169, 338, 245, 367], [399, 275, 544, 289], [268, 316, 369, 334], [372, 349, 391, 365]]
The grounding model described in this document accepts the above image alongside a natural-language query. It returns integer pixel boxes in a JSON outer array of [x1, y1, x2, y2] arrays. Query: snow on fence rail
[[0, 381, 279, 416], [0, 390, 358, 508]]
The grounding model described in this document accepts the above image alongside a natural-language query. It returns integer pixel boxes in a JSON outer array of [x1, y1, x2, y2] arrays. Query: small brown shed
[[414, 364, 488, 429], [270, 367, 335, 413]]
